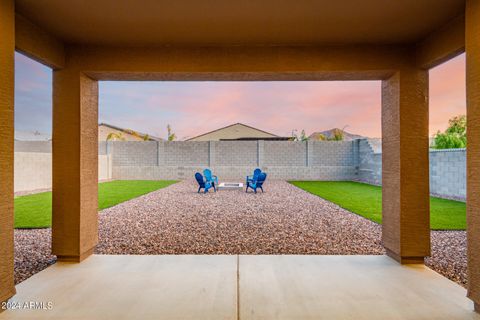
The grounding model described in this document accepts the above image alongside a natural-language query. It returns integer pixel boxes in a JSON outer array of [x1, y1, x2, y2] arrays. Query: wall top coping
[[365, 148, 466, 155], [429, 148, 466, 153]]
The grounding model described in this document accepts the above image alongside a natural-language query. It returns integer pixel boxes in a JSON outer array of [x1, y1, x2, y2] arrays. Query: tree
[[432, 115, 467, 149], [127, 129, 150, 141], [291, 129, 308, 141], [106, 132, 125, 141], [167, 124, 176, 141], [330, 128, 344, 141], [312, 128, 344, 141]]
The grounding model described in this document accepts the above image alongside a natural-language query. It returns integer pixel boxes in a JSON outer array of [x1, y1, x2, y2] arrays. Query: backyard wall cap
[[429, 148, 466, 152]]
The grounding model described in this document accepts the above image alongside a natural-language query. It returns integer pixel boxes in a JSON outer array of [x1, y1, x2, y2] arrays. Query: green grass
[[289, 181, 466, 230], [14, 180, 177, 229]]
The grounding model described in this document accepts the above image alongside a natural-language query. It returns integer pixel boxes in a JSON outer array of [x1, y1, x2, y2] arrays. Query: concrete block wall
[[263, 141, 306, 166], [111, 140, 355, 181], [14, 141, 51, 153], [212, 141, 257, 166], [357, 139, 382, 185], [113, 165, 356, 181], [430, 149, 466, 199], [14, 152, 52, 192], [14, 152, 111, 193], [308, 141, 355, 166], [162, 141, 209, 166], [111, 141, 158, 166], [357, 138, 466, 200], [14, 140, 466, 199]]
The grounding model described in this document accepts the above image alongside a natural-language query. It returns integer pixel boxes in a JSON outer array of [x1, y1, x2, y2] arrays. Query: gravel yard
[[14, 180, 467, 287]]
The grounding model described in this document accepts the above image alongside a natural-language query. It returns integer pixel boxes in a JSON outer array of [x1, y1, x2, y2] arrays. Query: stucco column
[[381, 67, 430, 264], [52, 65, 99, 262], [0, 0, 16, 304], [466, 0, 480, 312]]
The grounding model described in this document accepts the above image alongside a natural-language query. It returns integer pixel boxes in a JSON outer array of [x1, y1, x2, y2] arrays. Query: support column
[[52, 65, 99, 262], [381, 67, 430, 264], [0, 0, 16, 304], [466, 0, 480, 312]]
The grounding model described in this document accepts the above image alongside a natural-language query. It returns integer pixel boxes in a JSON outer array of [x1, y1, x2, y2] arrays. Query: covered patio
[[1, 0, 479, 318], [1, 255, 477, 319]]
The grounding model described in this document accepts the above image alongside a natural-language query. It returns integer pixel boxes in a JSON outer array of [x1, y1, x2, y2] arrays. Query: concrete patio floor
[[1, 255, 478, 320]]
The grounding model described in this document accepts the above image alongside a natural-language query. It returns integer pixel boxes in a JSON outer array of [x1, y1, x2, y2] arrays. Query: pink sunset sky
[[15, 53, 466, 140]]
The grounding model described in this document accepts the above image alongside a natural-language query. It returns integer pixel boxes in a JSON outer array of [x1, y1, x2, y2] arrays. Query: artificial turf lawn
[[14, 180, 177, 229], [289, 181, 466, 230]]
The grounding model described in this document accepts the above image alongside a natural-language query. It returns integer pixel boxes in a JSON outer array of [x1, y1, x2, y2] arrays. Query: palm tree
[[330, 128, 344, 141], [106, 132, 125, 141], [128, 129, 150, 141], [291, 129, 308, 141], [167, 125, 176, 141]]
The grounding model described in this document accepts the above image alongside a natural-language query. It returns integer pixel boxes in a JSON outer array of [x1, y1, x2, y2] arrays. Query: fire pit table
[[218, 182, 244, 190]]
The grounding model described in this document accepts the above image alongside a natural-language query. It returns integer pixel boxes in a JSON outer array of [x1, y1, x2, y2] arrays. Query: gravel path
[[14, 229, 55, 284], [14, 180, 467, 287]]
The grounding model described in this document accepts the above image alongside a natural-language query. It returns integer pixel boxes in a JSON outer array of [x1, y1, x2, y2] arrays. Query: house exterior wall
[[98, 124, 146, 141]]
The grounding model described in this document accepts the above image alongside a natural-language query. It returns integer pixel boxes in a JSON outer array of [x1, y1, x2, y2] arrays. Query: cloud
[[14, 53, 52, 133], [429, 54, 466, 135], [15, 52, 466, 139]]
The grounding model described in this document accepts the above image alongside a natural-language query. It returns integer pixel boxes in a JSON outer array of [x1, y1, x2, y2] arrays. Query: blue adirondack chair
[[203, 168, 218, 192], [246, 168, 262, 184], [246, 172, 267, 193], [195, 172, 213, 193]]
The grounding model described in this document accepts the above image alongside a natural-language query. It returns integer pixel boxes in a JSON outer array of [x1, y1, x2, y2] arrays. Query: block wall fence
[[14, 141, 112, 193], [357, 139, 466, 200], [108, 140, 357, 181], [13, 139, 466, 200]]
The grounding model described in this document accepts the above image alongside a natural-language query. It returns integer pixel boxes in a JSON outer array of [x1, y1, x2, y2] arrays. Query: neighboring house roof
[[309, 128, 365, 141], [186, 123, 284, 141], [220, 137, 291, 141], [15, 130, 52, 141], [99, 123, 161, 141]]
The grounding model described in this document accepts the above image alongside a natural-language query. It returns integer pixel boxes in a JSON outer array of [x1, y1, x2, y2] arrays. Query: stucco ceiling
[[15, 0, 465, 46]]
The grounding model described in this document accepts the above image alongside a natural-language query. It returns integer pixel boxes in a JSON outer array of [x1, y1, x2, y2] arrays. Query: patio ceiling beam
[[65, 44, 413, 81], [466, 0, 480, 313], [15, 13, 65, 70], [415, 14, 465, 70], [0, 0, 16, 306]]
